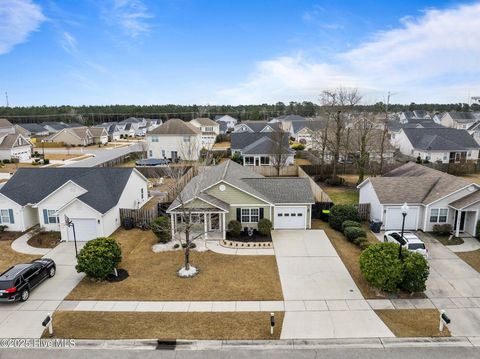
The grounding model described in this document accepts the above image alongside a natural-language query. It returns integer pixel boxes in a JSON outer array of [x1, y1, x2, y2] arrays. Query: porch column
[[455, 210, 461, 237], [204, 213, 208, 239], [475, 210, 480, 237], [170, 214, 175, 240], [222, 212, 226, 239]]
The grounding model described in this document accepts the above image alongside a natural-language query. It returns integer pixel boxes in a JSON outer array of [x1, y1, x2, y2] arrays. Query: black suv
[[0, 259, 56, 302]]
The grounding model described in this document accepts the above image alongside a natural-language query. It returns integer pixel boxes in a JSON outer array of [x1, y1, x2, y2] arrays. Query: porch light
[[401, 202, 409, 215], [399, 202, 409, 260]]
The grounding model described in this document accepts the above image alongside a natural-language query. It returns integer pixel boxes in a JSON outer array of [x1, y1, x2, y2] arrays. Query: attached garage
[[384, 206, 419, 230], [67, 218, 98, 242], [274, 206, 307, 229]]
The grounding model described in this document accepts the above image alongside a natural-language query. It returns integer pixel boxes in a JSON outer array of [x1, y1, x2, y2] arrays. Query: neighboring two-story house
[[440, 112, 480, 130], [147, 118, 202, 161], [392, 127, 480, 163], [215, 115, 237, 133], [189, 118, 220, 149]]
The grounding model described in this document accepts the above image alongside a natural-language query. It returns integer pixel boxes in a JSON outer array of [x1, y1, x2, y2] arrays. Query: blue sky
[[0, 0, 479, 105]]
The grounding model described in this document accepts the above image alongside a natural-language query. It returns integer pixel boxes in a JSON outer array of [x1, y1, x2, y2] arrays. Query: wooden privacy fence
[[249, 165, 298, 177], [297, 166, 332, 202], [119, 207, 159, 226], [354, 203, 371, 221]]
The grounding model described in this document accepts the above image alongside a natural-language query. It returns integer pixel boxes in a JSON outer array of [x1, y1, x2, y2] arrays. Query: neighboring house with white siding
[[147, 118, 202, 161], [0, 168, 149, 242], [358, 162, 480, 237], [189, 118, 220, 149], [0, 133, 33, 161], [440, 112, 480, 129]]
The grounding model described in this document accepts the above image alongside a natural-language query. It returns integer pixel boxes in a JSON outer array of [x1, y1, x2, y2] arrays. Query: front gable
[[205, 181, 269, 205], [35, 181, 88, 208]]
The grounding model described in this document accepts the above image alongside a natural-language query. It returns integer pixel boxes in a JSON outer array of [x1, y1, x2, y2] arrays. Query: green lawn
[[322, 186, 359, 205]]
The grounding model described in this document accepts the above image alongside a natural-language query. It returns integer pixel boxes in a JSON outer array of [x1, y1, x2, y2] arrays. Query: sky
[[0, 0, 479, 106]]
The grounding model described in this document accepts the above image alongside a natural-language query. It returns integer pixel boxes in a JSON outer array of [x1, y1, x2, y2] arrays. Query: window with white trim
[[244, 156, 254, 165], [430, 208, 448, 223], [46, 210, 59, 224], [0, 209, 11, 224], [241, 208, 259, 223], [260, 156, 270, 165]]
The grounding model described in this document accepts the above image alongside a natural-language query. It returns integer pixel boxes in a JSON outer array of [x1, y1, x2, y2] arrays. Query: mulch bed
[[226, 232, 272, 243], [27, 232, 61, 249], [0, 231, 24, 242], [106, 269, 129, 282]]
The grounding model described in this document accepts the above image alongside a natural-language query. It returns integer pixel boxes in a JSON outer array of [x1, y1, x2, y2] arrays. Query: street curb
[[63, 337, 480, 350]]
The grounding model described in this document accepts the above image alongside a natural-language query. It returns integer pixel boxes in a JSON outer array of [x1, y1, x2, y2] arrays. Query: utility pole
[[5, 92, 9, 107]]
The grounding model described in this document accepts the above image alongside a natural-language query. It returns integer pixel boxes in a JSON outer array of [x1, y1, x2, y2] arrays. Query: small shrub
[[299, 138, 307, 145], [432, 224, 452, 236], [2, 159, 10, 164], [0, 225, 7, 232], [359, 242, 405, 293], [76, 237, 122, 280], [231, 152, 243, 164], [151, 216, 172, 243], [344, 227, 366, 242], [181, 242, 196, 249], [43, 159, 50, 165], [228, 220, 242, 237], [258, 218, 272, 236], [325, 176, 345, 186], [416, 156, 422, 164], [400, 252, 429, 293], [341, 220, 362, 232], [173, 243, 180, 249], [477, 221, 480, 240], [291, 143, 305, 151], [329, 205, 360, 231]]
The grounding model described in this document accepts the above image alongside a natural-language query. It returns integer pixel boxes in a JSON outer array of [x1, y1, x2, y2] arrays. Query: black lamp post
[[399, 202, 409, 260], [65, 215, 78, 258]]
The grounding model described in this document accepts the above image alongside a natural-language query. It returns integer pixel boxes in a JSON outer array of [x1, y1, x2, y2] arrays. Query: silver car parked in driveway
[[384, 231, 428, 258]]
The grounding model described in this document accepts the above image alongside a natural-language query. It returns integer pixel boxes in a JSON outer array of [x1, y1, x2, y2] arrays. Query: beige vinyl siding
[[51, 131, 85, 146], [183, 198, 216, 209], [206, 182, 269, 205]]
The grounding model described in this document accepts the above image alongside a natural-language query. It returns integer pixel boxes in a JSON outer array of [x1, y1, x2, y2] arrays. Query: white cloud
[[60, 31, 77, 54], [219, 2, 480, 104], [0, 0, 46, 54], [109, 0, 153, 38]]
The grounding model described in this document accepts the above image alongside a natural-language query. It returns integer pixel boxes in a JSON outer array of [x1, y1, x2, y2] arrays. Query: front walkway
[[206, 240, 274, 255], [10, 227, 49, 256], [0, 242, 85, 338], [449, 237, 480, 253], [272, 230, 394, 339]]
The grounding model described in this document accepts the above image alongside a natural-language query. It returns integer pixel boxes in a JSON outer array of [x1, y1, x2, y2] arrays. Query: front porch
[[169, 210, 227, 240], [448, 207, 479, 238]]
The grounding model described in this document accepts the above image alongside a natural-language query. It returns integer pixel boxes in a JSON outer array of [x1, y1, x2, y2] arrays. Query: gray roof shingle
[[402, 128, 479, 150], [0, 168, 135, 213], [148, 118, 200, 135], [241, 136, 294, 155], [231, 132, 289, 150]]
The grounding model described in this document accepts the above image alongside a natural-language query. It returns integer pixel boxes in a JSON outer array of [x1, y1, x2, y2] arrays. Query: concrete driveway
[[273, 230, 393, 339], [0, 242, 84, 338]]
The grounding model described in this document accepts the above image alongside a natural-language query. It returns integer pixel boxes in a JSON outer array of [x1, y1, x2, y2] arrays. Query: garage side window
[[430, 208, 447, 223]]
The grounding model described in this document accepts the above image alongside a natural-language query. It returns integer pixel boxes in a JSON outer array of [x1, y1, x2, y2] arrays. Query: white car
[[384, 231, 428, 258]]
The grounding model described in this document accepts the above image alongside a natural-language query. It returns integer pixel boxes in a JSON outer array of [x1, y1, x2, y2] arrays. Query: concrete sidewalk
[[10, 228, 49, 256]]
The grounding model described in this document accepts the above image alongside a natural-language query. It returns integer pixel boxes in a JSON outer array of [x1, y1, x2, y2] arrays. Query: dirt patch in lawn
[[66, 228, 283, 301], [375, 309, 450, 337], [0, 237, 38, 273], [46, 311, 284, 340], [313, 219, 426, 299], [457, 249, 480, 273], [27, 231, 61, 249]]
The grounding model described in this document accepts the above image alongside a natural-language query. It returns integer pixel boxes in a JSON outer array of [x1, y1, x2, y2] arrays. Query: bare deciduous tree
[[379, 92, 392, 175], [351, 113, 376, 184], [270, 129, 291, 176]]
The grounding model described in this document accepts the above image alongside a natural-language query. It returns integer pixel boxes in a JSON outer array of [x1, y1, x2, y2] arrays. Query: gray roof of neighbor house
[[192, 118, 218, 126], [217, 122, 228, 133], [237, 121, 282, 133], [89, 127, 107, 137], [365, 162, 472, 205], [0, 168, 136, 214], [41, 122, 70, 131], [0, 134, 30, 149], [292, 119, 325, 133], [402, 127, 479, 151], [275, 115, 306, 122], [16, 123, 48, 134], [168, 160, 314, 211], [231, 132, 289, 150], [148, 118, 201, 135], [241, 136, 294, 155], [120, 117, 143, 124], [0, 119, 13, 128], [447, 112, 477, 122]]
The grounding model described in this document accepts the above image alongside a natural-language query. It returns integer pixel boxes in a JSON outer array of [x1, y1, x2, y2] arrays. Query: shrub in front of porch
[[329, 205, 360, 231], [76, 237, 122, 280], [344, 227, 366, 242], [227, 220, 242, 237], [151, 216, 172, 243], [258, 219, 272, 236], [432, 224, 452, 236], [341, 220, 362, 232]]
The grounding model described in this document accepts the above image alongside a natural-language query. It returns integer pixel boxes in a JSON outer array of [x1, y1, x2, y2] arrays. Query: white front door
[[274, 206, 307, 229], [384, 207, 419, 230], [68, 218, 98, 242]]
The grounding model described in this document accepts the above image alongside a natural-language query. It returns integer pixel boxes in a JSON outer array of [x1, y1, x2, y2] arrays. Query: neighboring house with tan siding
[[89, 127, 109, 144], [46, 127, 93, 146], [167, 160, 314, 239]]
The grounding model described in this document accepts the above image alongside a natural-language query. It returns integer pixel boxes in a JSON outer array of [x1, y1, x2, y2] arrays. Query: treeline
[[0, 101, 478, 124]]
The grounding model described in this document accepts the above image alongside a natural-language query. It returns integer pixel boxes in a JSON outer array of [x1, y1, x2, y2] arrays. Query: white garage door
[[274, 207, 306, 229], [384, 207, 419, 230], [68, 218, 98, 242]]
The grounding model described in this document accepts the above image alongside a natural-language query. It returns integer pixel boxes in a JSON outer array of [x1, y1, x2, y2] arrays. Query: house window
[[430, 208, 448, 223], [468, 151, 472, 157], [149, 150, 153, 157], [205, 126, 214, 132], [151, 137, 159, 142], [241, 208, 259, 223], [244, 156, 254, 165], [183, 136, 191, 143], [161, 150, 166, 158], [0, 209, 12, 224], [260, 156, 270, 165], [141, 188, 144, 200], [44, 209, 58, 224]]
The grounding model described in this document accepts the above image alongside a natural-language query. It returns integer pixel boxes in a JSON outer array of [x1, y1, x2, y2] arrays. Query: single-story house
[[0, 133, 33, 161], [41, 122, 71, 134], [46, 127, 94, 146], [89, 127, 109, 144], [392, 127, 480, 164], [441, 112, 479, 130], [358, 162, 480, 236], [14, 123, 50, 138], [0, 119, 15, 135], [0, 167, 149, 242], [97, 123, 121, 141], [167, 160, 314, 239]]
